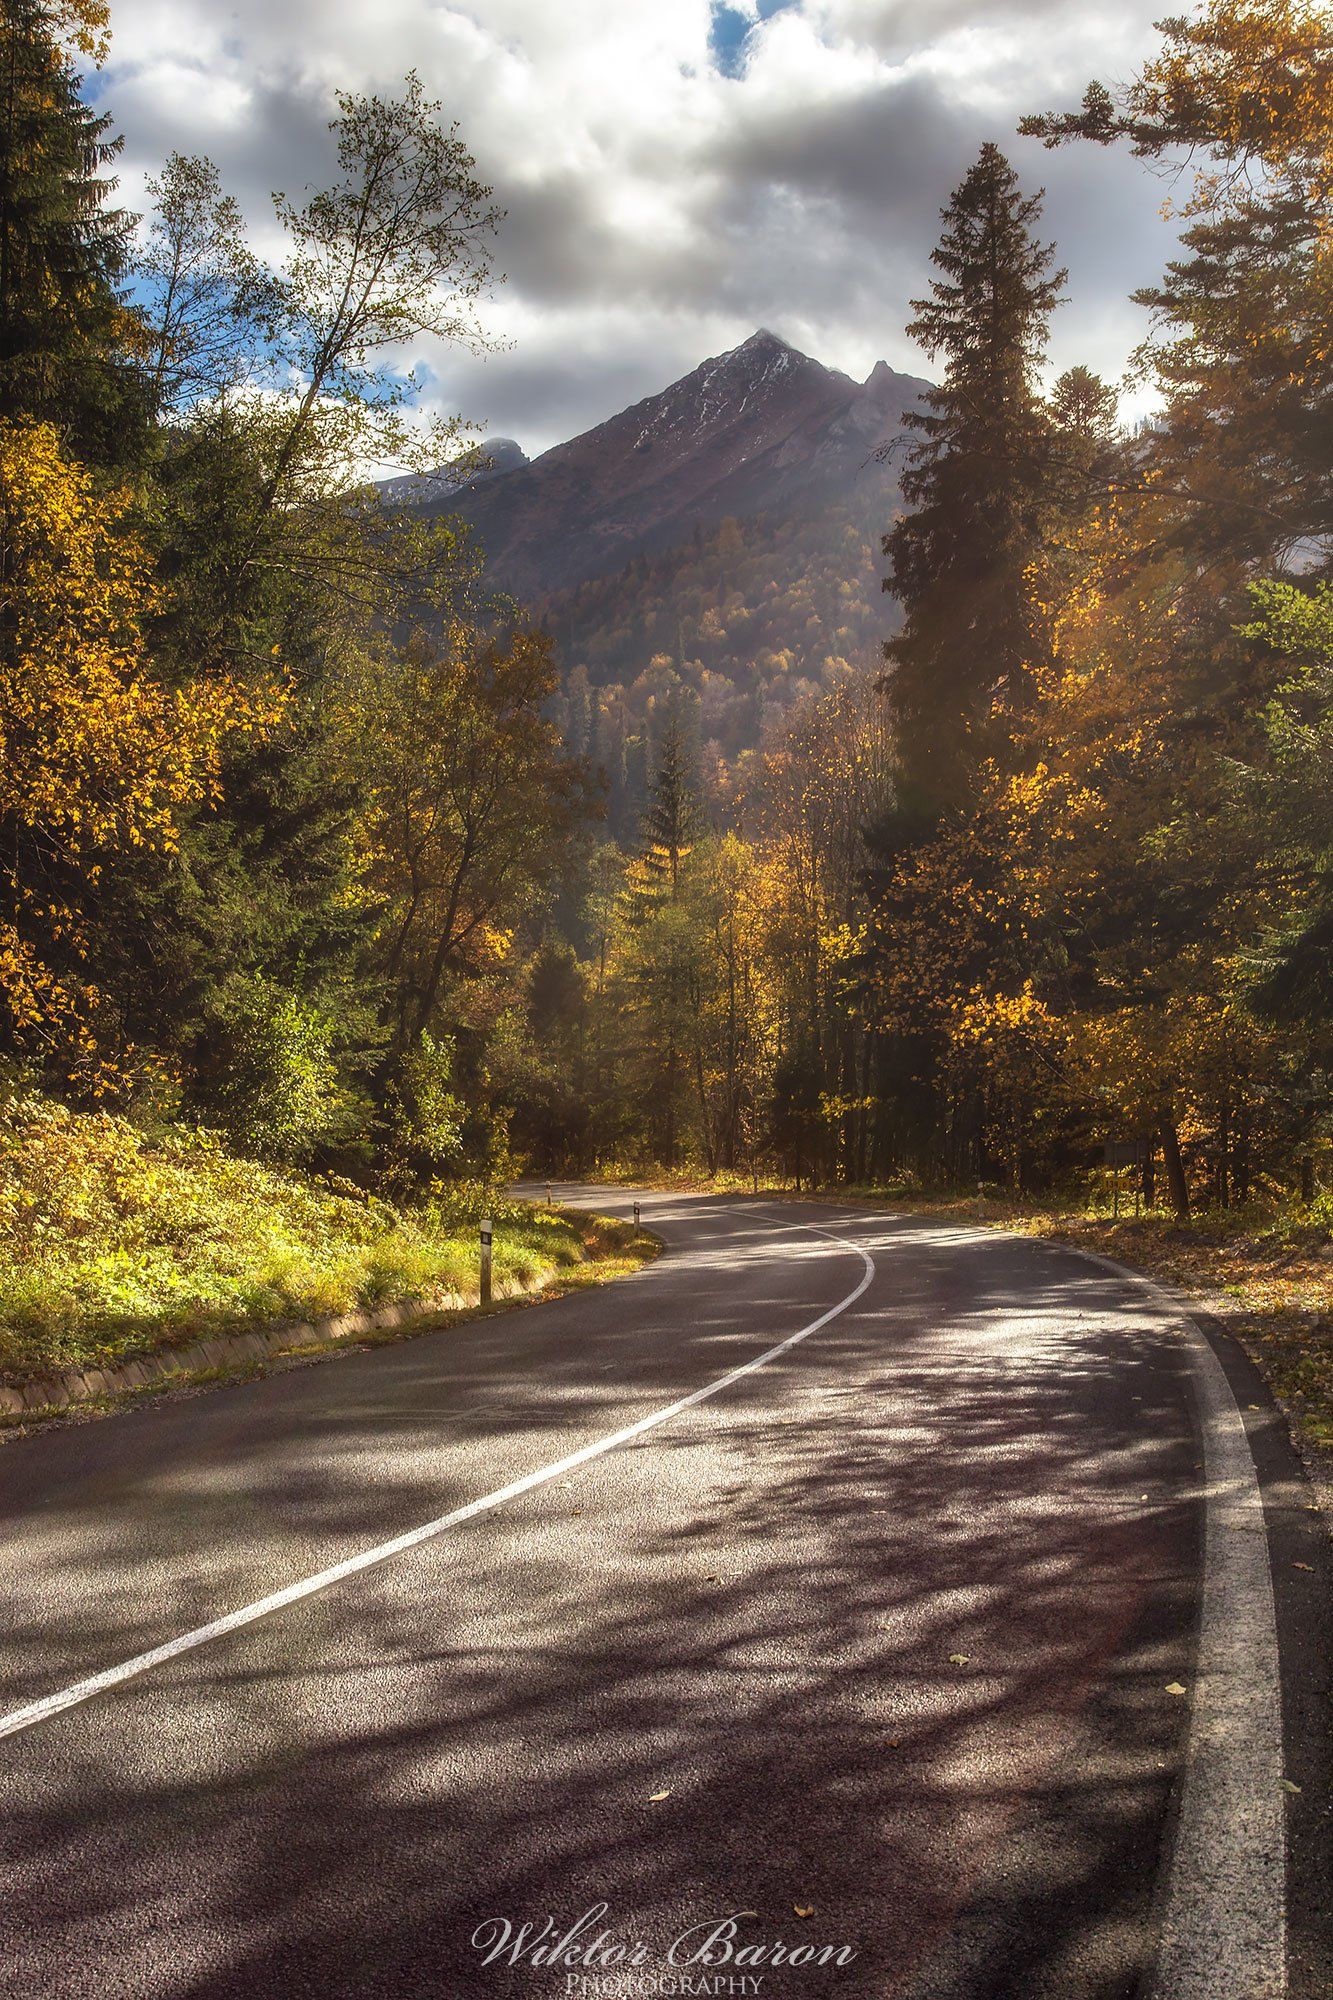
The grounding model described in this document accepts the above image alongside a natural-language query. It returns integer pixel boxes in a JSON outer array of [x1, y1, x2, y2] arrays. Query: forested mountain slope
[[540, 501, 892, 817], [402, 332, 927, 813]]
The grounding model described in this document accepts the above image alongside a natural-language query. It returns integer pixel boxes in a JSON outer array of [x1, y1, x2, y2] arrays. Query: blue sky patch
[[708, 2, 795, 79]]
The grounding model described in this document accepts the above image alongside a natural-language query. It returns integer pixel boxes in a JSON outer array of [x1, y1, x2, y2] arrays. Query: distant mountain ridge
[[414, 330, 930, 599], [377, 436, 529, 510]]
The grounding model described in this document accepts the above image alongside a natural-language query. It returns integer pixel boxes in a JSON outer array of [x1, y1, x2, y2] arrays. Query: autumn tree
[[0, 419, 282, 1089], [101, 80, 504, 1137], [611, 715, 704, 1166], [347, 622, 591, 1061], [1023, 0, 1333, 566], [131, 78, 501, 674], [253, 74, 500, 530], [749, 668, 892, 1180]]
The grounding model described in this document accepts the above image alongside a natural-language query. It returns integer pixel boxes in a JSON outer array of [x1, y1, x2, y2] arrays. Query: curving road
[[0, 1191, 1327, 2000]]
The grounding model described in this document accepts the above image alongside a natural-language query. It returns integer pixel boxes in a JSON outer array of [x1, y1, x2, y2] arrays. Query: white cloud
[[97, 0, 1177, 453]]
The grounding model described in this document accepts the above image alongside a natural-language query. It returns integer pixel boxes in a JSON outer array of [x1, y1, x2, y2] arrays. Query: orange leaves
[[0, 419, 285, 859], [0, 420, 287, 1082], [1136, 1, 1333, 222]]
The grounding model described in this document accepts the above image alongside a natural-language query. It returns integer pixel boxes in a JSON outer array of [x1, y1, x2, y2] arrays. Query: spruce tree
[[0, 1, 147, 462], [883, 144, 1065, 816], [638, 710, 698, 899], [622, 710, 701, 1166], [1048, 366, 1122, 487]]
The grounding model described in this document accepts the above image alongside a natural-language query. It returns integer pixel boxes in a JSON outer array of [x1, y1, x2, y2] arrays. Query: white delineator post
[[479, 1217, 493, 1306]]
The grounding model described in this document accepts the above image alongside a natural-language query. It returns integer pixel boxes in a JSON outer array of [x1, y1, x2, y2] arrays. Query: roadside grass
[[0, 1094, 651, 1384]]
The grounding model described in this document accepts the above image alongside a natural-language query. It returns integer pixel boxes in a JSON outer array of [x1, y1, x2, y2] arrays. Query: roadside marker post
[[633, 1201, 640, 1228], [545, 1181, 552, 1206], [480, 1218, 493, 1306]]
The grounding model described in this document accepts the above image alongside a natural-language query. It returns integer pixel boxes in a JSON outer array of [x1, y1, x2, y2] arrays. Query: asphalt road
[[0, 1191, 1327, 2000]]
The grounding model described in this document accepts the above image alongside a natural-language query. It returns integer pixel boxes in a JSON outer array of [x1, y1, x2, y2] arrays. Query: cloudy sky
[[96, 0, 1179, 457]]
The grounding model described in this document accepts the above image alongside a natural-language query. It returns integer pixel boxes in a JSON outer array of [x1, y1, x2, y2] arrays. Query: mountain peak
[[375, 435, 528, 506], [729, 326, 809, 370], [424, 334, 930, 597], [741, 326, 791, 351]]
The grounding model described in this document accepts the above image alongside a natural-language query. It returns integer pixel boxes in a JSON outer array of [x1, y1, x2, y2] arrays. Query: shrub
[[392, 1032, 464, 1166], [195, 976, 342, 1163], [0, 1089, 589, 1377]]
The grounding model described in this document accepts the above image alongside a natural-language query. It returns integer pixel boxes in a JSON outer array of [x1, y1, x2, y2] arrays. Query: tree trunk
[[1158, 1110, 1190, 1222]]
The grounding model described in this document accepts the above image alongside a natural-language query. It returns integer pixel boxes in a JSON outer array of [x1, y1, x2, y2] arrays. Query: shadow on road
[[0, 1208, 1200, 2000]]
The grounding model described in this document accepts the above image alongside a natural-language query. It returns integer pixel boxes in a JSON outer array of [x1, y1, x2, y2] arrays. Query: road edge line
[[1038, 1240, 1287, 2000]]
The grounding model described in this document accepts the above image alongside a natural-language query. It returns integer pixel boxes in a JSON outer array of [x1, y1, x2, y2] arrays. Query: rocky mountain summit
[[411, 330, 929, 599]]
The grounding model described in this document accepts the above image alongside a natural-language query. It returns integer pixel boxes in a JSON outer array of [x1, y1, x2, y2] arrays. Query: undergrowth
[[0, 1094, 596, 1379]]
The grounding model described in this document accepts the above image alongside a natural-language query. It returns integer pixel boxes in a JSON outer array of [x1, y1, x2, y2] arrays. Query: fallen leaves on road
[[648, 1790, 671, 1802], [1279, 1779, 1302, 1795], [1165, 1682, 1188, 1696], [948, 1653, 970, 1666], [793, 1907, 814, 1919], [1293, 1561, 1314, 1571]]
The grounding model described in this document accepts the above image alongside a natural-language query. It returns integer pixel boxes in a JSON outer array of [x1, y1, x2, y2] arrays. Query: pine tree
[[617, 712, 703, 1165], [883, 144, 1065, 816], [0, 1, 148, 463], [638, 709, 698, 899]]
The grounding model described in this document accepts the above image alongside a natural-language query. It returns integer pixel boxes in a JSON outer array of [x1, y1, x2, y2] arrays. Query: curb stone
[[0, 1286, 478, 1421], [0, 1210, 650, 1428]]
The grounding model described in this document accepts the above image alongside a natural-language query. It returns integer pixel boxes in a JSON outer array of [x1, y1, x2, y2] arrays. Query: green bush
[[0, 1090, 586, 1377], [391, 1032, 464, 1166], [194, 976, 343, 1163]]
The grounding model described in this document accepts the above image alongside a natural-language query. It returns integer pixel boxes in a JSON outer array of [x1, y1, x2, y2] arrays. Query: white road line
[[1034, 1243, 1287, 2000], [1154, 1327, 1287, 1999], [0, 1220, 875, 1743]]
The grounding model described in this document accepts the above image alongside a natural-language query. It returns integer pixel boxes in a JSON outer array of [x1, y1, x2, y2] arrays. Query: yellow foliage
[[0, 1, 112, 67], [0, 421, 286, 1082], [951, 981, 1061, 1053], [1139, 0, 1333, 224]]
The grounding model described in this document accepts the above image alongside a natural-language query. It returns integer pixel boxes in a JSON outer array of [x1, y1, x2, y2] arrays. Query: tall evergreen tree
[[883, 144, 1065, 816], [637, 709, 698, 899], [0, 1, 147, 462]]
